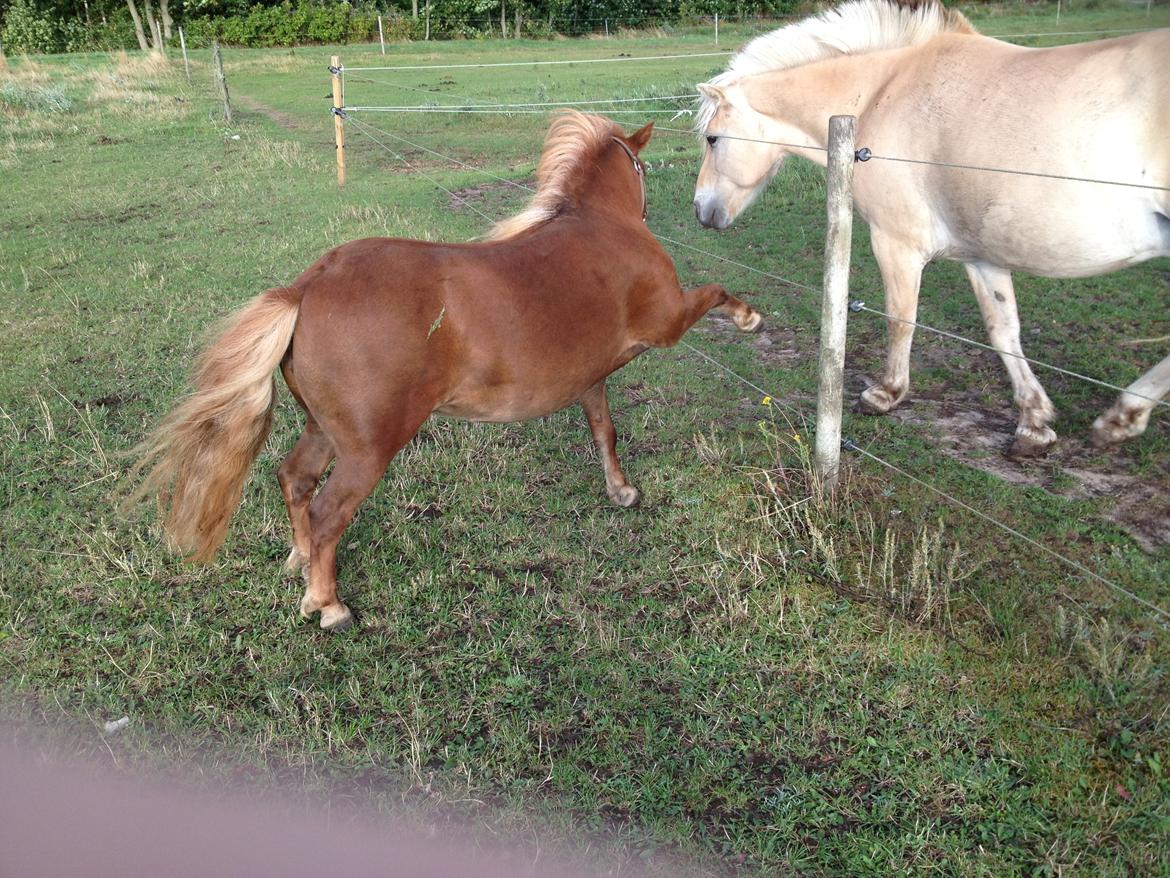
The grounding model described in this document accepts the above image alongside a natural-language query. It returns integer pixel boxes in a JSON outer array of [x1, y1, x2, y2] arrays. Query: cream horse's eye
[[706, 135, 718, 147]]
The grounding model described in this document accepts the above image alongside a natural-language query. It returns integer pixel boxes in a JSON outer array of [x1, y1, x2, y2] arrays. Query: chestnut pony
[[130, 112, 761, 631]]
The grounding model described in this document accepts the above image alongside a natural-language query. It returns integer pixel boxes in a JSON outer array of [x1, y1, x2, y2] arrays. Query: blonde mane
[[487, 111, 624, 241], [696, 0, 975, 131]]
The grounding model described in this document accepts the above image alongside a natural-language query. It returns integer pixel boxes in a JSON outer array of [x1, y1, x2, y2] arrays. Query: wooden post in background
[[331, 55, 346, 187], [714, 12, 719, 45], [814, 115, 857, 490], [211, 41, 232, 123], [178, 26, 190, 84], [377, 15, 385, 54]]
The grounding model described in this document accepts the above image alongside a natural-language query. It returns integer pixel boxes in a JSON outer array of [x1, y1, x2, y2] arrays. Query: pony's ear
[[626, 121, 654, 153], [696, 82, 725, 103]]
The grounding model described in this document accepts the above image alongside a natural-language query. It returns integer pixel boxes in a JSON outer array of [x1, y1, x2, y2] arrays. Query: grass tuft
[[0, 79, 72, 113]]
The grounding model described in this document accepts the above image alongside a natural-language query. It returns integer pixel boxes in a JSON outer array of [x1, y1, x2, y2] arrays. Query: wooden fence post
[[331, 55, 346, 187], [814, 115, 857, 490], [211, 41, 232, 123], [178, 26, 190, 85], [378, 15, 385, 54]]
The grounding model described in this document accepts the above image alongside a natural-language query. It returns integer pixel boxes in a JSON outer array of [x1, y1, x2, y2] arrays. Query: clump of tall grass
[[0, 79, 72, 113], [751, 406, 978, 632], [1053, 606, 1158, 704]]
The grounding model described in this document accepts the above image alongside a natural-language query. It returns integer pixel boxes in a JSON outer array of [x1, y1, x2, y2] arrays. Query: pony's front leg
[[966, 263, 1057, 456], [580, 380, 640, 507], [858, 232, 925, 415], [1091, 352, 1170, 447], [662, 283, 762, 342]]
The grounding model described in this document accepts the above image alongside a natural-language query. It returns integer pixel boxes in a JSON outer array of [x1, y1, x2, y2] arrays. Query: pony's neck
[[740, 50, 903, 164]]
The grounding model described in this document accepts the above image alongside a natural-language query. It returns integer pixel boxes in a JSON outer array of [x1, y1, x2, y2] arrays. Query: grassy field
[[2, 4, 1169, 875]]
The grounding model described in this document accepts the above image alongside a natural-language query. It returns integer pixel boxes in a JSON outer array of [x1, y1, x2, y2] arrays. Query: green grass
[[2, 6, 1170, 875]]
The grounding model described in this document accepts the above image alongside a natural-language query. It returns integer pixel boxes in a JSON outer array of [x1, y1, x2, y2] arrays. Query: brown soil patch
[[448, 179, 531, 212], [856, 378, 1170, 552]]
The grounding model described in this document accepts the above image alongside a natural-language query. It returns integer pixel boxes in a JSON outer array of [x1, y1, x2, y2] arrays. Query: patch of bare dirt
[[234, 94, 305, 132], [857, 379, 1170, 552], [449, 179, 532, 212]]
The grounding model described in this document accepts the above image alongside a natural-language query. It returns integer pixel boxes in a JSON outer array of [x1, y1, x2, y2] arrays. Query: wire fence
[[326, 33, 1170, 622]]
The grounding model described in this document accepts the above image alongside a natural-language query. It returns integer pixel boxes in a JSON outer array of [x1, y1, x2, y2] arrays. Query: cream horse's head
[[693, 81, 790, 230]]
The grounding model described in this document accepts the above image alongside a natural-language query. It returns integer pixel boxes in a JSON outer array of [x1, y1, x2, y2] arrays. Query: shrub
[[1, 0, 60, 54]]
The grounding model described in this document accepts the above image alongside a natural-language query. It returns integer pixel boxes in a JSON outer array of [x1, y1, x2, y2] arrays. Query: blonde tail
[[127, 287, 302, 561]]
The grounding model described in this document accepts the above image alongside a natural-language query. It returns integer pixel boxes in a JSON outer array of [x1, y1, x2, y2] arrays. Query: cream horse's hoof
[[1090, 405, 1150, 448], [1008, 426, 1057, 458], [856, 384, 904, 415]]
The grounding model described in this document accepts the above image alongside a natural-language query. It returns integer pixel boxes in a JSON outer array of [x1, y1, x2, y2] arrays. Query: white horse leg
[[965, 263, 1057, 456], [858, 231, 926, 415], [1091, 353, 1170, 446]]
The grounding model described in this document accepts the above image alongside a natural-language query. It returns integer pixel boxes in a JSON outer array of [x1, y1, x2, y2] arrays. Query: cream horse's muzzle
[[693, 192, 734, 230]]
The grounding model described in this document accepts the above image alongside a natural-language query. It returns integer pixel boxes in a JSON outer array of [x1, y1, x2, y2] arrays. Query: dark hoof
[[1007, 436, 1055, 459]]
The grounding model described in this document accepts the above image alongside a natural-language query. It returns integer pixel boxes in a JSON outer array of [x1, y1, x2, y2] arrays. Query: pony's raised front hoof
[[735, 309, 764, 333], [319, 603, 355, 632], [610, 485, 642, 508], [1089, 408, 1149, 448], [1007, 426, 1057, 458], [856, 385, 901, 416]]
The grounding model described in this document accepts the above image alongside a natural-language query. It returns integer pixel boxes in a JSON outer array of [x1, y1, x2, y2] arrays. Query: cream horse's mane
[[696, 0, 976, 131], [487, 110, 624, 241]]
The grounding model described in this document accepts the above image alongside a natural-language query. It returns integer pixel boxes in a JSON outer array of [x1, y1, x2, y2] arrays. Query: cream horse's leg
[[858, 230, 926, 415], [965, 263, 1057, 456], [1091, 353, 1170, 446]]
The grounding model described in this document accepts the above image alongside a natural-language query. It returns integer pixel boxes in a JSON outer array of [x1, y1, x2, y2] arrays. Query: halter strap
[[611, 136, 647, 222]]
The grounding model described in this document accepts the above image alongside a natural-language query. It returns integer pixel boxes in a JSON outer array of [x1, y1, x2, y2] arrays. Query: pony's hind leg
[[299, 404, 433, 632], [1091, 352, 1170, 447], [580, 380, 640, 507], [276, 416, 335, 575]]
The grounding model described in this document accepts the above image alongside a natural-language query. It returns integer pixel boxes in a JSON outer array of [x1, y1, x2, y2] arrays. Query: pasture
[[2, 5, 1169, 874]]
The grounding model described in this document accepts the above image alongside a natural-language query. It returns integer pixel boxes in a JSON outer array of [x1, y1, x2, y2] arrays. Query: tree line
[[0, 0, 800, 53]]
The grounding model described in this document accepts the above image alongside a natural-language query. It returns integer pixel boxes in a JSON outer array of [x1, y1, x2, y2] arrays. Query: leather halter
[[611, 136, 647, 222]]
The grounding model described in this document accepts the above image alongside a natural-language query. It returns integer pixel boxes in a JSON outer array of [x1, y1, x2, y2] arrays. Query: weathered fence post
[[814, 115, 857, 490], [378, 15, 385, 54], [331, 55, 347, 187], [425, 0, 430, 40], [714, 12, 719, 45], [178, 26, 190, 85], [211, 41, 232, 123]]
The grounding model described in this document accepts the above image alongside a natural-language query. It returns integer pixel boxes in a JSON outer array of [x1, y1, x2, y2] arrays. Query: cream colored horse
[[694, 0, 1170, 455]]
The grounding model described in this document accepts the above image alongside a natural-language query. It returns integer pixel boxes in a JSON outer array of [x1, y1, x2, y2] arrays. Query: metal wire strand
[[342, 50, 733, 73], [346, 94, 698, 112], [864, 151, 1170, 193], [846, 442, 1170, 623]]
